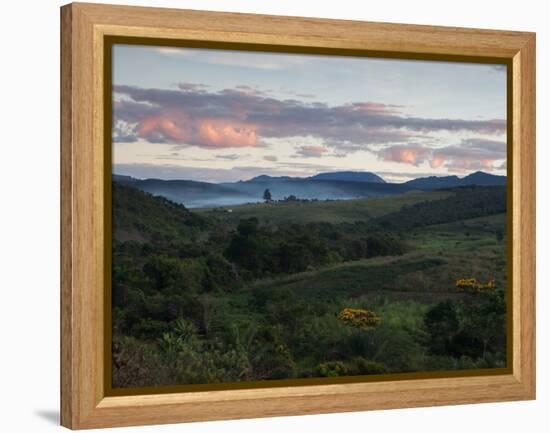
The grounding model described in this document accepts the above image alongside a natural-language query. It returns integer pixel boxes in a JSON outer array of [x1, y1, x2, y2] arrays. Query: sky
[[112, 44, 507, 183]]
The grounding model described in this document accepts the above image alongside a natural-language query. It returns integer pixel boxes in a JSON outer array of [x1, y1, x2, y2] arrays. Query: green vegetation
[[370, 186, 505, 230], [193, 190, 451, 224], [112, 183, 507, 388]]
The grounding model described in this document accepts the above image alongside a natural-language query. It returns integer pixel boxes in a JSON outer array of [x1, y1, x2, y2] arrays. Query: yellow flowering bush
[[338, 308, 382, 330], [456, 278, 495, 293]]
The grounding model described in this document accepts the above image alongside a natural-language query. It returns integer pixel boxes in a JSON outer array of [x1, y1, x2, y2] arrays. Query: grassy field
[[235, 213, 506, 303], [192, 189, 506, 305], [195, 190, 506, 305], [193, 190, 451, 224]]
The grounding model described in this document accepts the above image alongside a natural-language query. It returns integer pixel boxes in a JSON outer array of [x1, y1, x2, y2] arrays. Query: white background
[[1, 0, 546, 431]]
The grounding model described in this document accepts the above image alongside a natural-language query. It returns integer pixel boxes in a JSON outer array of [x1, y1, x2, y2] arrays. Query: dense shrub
[[111, 182, 507, 387]]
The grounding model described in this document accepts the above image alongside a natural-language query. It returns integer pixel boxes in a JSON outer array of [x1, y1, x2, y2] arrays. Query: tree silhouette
[[263, 188, 272, 202]]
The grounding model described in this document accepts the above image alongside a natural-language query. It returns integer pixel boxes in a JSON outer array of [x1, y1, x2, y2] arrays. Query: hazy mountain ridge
[[308, 171, 385, 183], [247, 171, 385, 183], [113, 175, 251, 208], [113, 171, 506, 208], [404, 171, 506, 190]]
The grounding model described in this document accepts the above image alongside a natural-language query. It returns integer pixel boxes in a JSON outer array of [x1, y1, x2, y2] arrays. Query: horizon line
[[112, 169, 506, 184]]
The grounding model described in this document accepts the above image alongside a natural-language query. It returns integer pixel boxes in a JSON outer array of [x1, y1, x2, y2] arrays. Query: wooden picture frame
[[60, 2, 536, 429]]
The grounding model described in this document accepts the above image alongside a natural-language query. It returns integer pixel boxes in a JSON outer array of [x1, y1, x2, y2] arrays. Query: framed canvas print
[[60, 3, 536, 429]]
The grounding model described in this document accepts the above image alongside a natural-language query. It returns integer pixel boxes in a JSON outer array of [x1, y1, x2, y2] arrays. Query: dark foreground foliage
[[111, 183, 507, 388]]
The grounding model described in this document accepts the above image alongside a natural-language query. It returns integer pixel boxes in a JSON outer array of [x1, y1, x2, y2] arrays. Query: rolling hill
[[113, 174, 251, 208], [404, 171, 506, 190], [308, 171, 385, 183], [112, 181, 208, 243]]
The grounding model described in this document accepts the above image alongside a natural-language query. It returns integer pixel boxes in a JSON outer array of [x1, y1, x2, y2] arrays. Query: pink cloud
[[430, 155, 445, 168], [434, 156, 500, 173], [380, 139, 506, 172], [136, 111, 257, 148], [380, 145, 430, 166], [196, 119, 257, 147], [430, 139, 506, 172], [113, 85, 506, 151]]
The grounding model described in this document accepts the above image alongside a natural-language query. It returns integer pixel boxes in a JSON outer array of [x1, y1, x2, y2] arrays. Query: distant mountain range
[[249, 171, 385, 184], [404, 171, 506, 190], [113, 170, 506, 208]]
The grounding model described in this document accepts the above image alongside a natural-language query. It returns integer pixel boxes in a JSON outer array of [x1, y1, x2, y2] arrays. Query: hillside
[[112, 182, 208, 243], [221, 178, 412, 202], [114, 176, 251, 208], [404, 171, 506, 190], [114, 175, 413, 208], [308, 171, 385, 183], [371, 185, 506, 230]]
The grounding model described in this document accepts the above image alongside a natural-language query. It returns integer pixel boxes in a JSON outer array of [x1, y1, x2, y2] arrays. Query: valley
[[111, 176, 508, 388]]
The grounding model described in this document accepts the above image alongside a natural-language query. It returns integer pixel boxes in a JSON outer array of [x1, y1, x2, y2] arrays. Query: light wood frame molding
[[60, 2, 536, 429]]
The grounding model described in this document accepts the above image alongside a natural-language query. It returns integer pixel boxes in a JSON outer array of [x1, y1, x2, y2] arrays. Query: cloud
[[215, 154, 241, 160], [234, 85, 268, 96], [377, 171, 451, 181], [177, 82, 210, 92], [114, 163, 329, 183], [295, 145, 328, 158], [135, 112, 257, 148], [377, 138, 506, 172], [112, 120, 139, 143], [431, 138, 506, 172], [113, 84, 506, 152], [274, 161, 340, 172], [379, 145, 431, 166]]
